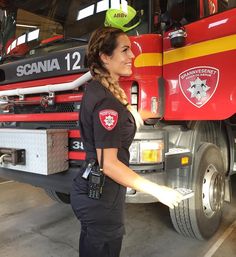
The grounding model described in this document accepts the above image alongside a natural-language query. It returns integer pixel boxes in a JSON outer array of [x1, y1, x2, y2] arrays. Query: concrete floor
[[0, 175, 236, 257]]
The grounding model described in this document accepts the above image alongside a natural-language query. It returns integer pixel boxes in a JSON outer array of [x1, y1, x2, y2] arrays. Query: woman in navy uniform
[[70, 26, 184, 257]]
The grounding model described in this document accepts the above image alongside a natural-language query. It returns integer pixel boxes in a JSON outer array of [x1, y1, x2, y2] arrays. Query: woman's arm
[[96, 148, 185, 209]]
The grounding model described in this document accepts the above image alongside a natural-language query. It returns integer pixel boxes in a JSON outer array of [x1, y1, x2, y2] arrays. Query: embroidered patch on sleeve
[[99, 109, 118, 131]]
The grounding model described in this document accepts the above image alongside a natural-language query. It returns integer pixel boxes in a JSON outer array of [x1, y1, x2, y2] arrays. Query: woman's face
[[101, 34, 135, 81]]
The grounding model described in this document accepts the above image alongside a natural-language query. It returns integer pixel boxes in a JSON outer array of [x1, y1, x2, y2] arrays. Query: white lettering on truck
[[16, 58, 60, 77]]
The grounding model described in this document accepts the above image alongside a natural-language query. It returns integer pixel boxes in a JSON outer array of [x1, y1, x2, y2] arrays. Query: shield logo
[[179, 66, 219, 108], [99, 109, 118, 131]]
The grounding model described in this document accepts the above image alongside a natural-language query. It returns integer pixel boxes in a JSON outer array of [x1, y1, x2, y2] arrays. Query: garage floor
[[0, 175, 236, 257]]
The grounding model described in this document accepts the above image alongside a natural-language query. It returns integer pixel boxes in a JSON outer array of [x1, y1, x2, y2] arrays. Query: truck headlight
[[129, 140, 164, 164]]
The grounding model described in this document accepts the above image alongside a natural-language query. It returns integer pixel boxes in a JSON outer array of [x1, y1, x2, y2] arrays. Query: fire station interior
[[1, 0, 236, 257], [0, 0, 236, 59]]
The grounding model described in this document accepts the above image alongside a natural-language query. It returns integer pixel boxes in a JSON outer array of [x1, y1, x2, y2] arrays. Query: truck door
[[162, 0, 236, 120]]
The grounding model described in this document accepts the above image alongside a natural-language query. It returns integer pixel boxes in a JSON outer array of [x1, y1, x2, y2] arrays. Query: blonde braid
[[94, 69, 128, 103]]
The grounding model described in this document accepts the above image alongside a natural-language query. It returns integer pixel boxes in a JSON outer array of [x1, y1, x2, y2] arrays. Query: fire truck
[[0, 0, 235, 240]]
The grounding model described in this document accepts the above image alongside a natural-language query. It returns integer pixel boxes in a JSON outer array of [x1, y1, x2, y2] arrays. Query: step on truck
[[0, 0, 235, 240]]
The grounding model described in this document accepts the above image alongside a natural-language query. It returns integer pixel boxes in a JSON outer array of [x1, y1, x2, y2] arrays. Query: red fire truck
[[0, 0, 235, 240]]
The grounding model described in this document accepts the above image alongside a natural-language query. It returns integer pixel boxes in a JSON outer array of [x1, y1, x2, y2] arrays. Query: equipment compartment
[[0, 129, 68, 175]]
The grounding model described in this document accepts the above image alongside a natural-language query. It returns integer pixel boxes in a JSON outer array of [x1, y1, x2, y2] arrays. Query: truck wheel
[[170, 143, 225, 240], [44, 189, 70, 204]]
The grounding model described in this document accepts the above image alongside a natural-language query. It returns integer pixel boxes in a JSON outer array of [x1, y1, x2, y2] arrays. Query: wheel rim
[[202, 164, 224, 218]]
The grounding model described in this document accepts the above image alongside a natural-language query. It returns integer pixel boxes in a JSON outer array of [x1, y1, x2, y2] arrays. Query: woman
[[70, 26, 184, 257]]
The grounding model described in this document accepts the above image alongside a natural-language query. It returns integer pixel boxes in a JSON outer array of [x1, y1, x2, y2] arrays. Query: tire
[[170, 143, 225, 240], [44, 189, 70, 204]]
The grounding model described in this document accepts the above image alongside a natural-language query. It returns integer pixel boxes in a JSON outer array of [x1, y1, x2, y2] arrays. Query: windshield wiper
[[33, 36, 89, 50], [64, 37, 89, 43], [0, 54, 25, 64]]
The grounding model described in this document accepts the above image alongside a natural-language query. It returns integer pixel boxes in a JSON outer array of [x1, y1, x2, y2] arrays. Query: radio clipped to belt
[[82, 149, 105, 200]]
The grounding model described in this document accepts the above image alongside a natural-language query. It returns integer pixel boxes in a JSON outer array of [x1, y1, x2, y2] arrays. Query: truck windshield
[[0, 0, 149, 63]]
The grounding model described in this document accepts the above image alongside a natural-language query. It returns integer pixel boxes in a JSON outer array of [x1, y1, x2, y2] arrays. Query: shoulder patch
[[99, 109, 118, 131]]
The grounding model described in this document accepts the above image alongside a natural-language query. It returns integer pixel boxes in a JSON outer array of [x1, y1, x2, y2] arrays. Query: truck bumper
[[0, 166, 77, 193]]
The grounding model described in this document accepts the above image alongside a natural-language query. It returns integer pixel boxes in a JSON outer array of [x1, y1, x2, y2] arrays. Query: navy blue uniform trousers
[[70, 168, 126, 257]]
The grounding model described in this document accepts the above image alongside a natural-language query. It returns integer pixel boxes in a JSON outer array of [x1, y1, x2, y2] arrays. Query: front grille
[[0, 120, 78, 129], [18, 121, 79, 129], [13, 102, 76, 114]]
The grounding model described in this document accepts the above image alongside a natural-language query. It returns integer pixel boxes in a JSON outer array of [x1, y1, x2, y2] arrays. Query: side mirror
[[168, 28, 186, 48]]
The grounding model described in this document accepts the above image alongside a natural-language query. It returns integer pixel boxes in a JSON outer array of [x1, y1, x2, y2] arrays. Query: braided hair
[[86, 26, 143, 127]]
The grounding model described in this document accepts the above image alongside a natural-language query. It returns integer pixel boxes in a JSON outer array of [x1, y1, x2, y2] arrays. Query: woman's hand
[[152, 185, 185, 209]]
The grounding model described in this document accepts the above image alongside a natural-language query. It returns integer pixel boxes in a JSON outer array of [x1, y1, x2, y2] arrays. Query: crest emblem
[[99, 109, 118, 131], [179, 66, 219, 108]]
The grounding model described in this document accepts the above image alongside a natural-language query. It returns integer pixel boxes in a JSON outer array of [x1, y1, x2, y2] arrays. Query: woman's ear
[[100, 53, 110, 65]]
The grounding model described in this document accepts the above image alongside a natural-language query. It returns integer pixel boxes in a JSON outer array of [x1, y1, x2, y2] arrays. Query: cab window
[[175, 0, 236, 26], [204, 0, 236, 16]]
